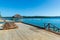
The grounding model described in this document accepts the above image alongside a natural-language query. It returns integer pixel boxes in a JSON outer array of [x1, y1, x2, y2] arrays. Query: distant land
[[1, 16, 60, 18], [22, 16, 60, 18]]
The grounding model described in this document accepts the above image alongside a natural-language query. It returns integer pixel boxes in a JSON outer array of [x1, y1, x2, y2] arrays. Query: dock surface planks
[[0, 23, 60, 40]]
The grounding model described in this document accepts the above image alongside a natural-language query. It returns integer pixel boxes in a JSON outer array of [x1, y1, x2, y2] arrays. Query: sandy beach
[[0, 22, 60, 40]]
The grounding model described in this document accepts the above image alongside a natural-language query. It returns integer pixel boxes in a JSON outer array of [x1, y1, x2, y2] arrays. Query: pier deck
[[0, 23, 60, 40]]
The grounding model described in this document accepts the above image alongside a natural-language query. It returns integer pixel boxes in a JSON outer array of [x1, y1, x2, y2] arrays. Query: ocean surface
[[0, 17, 60, 28], [21, 18, 60, 28]]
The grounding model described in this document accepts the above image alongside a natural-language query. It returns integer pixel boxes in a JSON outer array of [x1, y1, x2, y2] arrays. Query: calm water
[[0, 17, 60, 28], [0, 17, 59, 32], [21, 18, 60, 28]]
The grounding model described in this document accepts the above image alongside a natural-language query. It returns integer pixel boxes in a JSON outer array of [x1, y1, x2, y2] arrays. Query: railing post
[[44, 23, 60, 35], [44, 23, 46, 29], [57, 29, 60, 33], [48, 23, 51, 31], [52, 27, 55, 32]]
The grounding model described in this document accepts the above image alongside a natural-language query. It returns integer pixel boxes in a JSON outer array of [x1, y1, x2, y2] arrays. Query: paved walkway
[[0, 23, 60, 40]]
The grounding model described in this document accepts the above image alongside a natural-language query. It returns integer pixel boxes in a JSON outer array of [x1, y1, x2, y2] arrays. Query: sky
[[0, 0, 60, 16]]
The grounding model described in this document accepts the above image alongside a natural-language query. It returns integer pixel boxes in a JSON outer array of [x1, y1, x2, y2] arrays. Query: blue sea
[[1, 17, 60, 28], [21, 18, 60, 28], [0, 17, 59, 32]]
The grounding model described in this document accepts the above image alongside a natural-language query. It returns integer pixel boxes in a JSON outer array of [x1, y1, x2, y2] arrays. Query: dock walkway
[[0, 23, 60, 40]]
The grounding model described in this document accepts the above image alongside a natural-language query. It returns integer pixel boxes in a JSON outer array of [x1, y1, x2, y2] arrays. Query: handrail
[[44, 23, 60, 35]]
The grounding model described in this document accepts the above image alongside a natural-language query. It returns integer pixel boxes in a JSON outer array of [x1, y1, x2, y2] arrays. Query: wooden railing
[[44, 23, 60, 35]]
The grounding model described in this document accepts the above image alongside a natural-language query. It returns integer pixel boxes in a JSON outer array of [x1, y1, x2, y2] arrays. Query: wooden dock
[[0, 23, 60, 40]]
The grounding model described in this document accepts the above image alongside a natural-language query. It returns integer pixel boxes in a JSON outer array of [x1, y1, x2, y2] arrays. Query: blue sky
[[0, 0, 60, 16]]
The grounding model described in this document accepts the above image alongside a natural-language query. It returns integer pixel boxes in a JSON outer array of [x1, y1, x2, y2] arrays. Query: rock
[[3, 22, 18, 30], [12, 14, 22, 18]]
